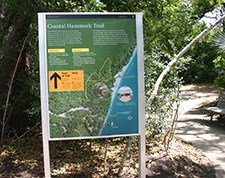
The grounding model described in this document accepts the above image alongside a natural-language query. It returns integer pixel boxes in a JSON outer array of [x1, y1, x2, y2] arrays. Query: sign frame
[[38, 12, 145, 178]]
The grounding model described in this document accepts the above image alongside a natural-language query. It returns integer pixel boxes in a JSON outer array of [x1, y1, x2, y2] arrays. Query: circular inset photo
[[118, 86, 133, 102]]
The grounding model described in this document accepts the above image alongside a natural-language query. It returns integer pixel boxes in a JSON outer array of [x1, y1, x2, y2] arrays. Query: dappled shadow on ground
[[176, 112, 225, 152], [178, 104, 225, 136], [177, 84, 225, 178], [0, 133, 216, 178], [146, 155, 216, 178], [0, 146, 44, 178], [0, 136, 139, 178], [179, 108, 225, 129], [48, 138, 137, 178], [145, 139, 216, 178], [180, 84, 220, 102]]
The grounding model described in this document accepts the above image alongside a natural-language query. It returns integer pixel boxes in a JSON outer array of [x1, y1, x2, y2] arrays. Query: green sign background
[[46, 15, 138, 138]]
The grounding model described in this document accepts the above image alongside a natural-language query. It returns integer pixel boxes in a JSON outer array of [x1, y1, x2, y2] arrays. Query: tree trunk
[[0, 5, 36, 143], [147, 15, 225, 108]]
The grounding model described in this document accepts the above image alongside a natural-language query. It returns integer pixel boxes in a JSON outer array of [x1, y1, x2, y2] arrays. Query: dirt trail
[[176, 84, 225, 178]]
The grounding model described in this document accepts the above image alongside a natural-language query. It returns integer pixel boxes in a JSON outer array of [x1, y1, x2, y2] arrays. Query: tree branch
[[147, 15, 225, 108], [1, 34, 28, 145]]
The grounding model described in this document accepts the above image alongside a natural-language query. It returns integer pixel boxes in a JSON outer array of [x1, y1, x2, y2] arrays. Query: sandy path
[[176, 84, 225, 178]]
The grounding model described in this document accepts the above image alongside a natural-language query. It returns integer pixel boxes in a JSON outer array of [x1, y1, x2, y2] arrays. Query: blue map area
[[99, 48, 139, 136]]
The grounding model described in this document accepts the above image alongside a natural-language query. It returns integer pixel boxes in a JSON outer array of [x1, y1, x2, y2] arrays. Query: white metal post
[[139, 135, 146, 178], [38, 13, 51, 178], [136, 13, 146, 178]]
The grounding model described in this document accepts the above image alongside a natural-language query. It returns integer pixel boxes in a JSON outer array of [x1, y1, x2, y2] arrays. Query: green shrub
[[213, 56, 225, 89], [145, 52, 187, 137]]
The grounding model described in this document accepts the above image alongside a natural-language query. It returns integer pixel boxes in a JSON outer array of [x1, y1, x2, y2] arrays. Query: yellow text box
[[49, 70, 84, 92], [48, 49, 65, 53], [72, 48, 89, 52]]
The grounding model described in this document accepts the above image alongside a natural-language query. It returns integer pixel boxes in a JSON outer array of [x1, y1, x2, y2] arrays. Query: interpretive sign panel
[[39, 13, 144, 140], [39, 12, 145, 178]]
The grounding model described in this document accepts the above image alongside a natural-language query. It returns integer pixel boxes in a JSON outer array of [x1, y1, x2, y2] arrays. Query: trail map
[[45, 14, 139, 138]]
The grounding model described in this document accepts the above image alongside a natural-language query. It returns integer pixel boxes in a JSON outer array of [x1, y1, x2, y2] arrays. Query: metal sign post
[[38, 12, 145, 178], [136, 13, 146, 178]]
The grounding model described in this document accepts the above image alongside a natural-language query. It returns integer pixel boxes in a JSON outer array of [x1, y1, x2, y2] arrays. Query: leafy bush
[[145, 52, 188, 137], [213, 56, 225, 89], [181, 41, 218, 83], [212, 31, 225, 89]]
